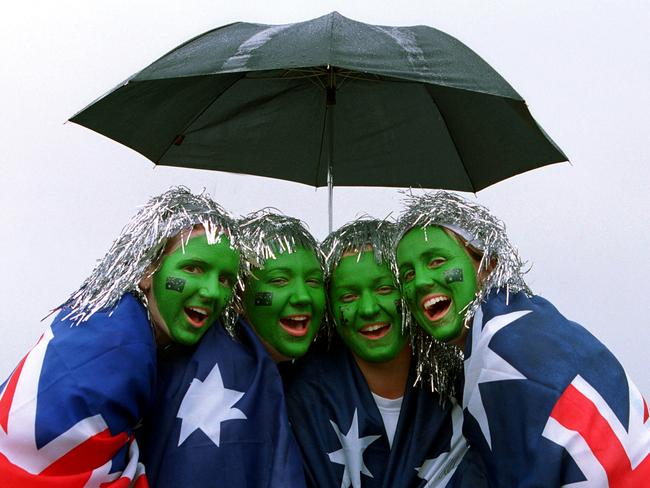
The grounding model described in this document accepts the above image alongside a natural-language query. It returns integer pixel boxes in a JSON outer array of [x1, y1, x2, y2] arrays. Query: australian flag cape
[[462, 290, 650, 487], [136, 317, 306, 488], [0, 293, 154, 486], [281, 338, 488, 488]]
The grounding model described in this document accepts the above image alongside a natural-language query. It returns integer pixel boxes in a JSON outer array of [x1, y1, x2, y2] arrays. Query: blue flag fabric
[[137, 318, 306, 488], [282, 340, 488, 488], [462, 291, 650, 487], [0, 293, 153, 485]]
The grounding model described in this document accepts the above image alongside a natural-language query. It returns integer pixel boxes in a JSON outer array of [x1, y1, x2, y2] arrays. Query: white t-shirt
[[371, 392, 403, 449]]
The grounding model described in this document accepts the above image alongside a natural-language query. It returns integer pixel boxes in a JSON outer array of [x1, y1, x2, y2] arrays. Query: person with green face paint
[[395, 191, 650, 487], [0, 188, 240, 486], [281, 219, 480, 488], [239, 211, 326, 362]]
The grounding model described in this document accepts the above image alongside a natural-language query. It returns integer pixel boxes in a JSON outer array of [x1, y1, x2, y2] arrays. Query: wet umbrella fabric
[[71, 12, 566, 192]]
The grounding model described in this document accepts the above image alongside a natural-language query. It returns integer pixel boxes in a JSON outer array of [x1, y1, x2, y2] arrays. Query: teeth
[[286, 315, 308, 322], [362, 323, 388, 332], [423, 296, 449, 309], [188, 307, 208, 317]]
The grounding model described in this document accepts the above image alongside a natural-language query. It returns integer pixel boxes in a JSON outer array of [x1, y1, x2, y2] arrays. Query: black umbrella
[[71, 12, 566, 229]]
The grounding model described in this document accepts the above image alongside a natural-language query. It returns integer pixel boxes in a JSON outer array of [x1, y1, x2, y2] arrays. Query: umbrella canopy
[[71, 11, 566, 197]]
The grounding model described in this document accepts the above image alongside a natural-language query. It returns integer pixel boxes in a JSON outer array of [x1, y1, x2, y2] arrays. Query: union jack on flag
[[0, 294, 155, 487], [461, 291, 650, 487]]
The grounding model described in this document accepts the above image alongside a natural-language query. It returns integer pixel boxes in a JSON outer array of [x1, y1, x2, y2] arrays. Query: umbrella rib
[[423, 86, 477, 193], [314, 100, 329, 187], [153, 73, 244, 164]]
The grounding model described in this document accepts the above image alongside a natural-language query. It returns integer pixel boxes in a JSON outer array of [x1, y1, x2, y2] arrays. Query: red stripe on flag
[[644, 398, 649, 424], [550, 383, 650, 487], [0, 452, 91, 487], [0, 355, 28, 433], [40, 429, 128, 476]]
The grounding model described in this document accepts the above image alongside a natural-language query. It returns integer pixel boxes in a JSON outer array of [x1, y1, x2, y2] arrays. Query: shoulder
[[52, 294, 153, 345], [470, 290, 627, 400], [48, 294, 157, 375]]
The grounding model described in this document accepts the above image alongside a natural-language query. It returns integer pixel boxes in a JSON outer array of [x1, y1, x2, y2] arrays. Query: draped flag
[[0, 294, 155, 486], [462, 291, 650, 487], [136, 318, 306, 488], [282, 340, 486, 488]]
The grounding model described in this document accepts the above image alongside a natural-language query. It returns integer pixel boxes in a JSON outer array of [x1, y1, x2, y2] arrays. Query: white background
[[1, 1, 648, 397]]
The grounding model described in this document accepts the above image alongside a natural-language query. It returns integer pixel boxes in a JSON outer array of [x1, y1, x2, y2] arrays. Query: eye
[[306, 278, 322, 287], [219, 274, 234, 287], [182, 264, 203, 274], [428, 258, 446, 269], [376, 285, 395, 295], [340, 293, 358, 303], [269, 277, 288, 286], [402, 269, 415, 282]]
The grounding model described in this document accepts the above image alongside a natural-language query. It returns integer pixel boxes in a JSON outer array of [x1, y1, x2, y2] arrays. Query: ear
[[478, 257, 497, 285], [139, 273, 152, 292]]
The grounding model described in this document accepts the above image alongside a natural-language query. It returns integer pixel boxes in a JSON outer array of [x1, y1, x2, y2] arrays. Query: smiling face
[[396, 226, 478, 344], [143, 230, 240, 346], [330, 251, 408, 363], [243, 247, 325, 362]]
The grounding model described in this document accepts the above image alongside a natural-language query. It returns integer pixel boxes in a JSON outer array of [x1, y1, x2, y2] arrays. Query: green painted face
[[243, 247, 325, 361], [150, 234, 240, 345], [396, 226, 478, 343], [330, 251, 407, 363]]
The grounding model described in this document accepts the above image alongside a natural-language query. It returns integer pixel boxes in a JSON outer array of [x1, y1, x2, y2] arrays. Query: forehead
[[164, 230, 238, 265], [331, 251, 393, 284], [397, 226, 464, 257], [164, 226, 234, 254], [258, 246, 321, 272]]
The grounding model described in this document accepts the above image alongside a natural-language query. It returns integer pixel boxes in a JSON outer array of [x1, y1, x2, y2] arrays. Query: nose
[[198, 276, 221, 301], [289, 280, 310, 307], [358, 290, 380, 319], [413, 265, 434, 293]]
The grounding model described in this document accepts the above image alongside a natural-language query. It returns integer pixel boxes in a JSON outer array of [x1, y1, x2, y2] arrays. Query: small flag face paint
[[254, 292, 273, 306], [338, 305, 350, 327], [444, 268, 464, 284], [165, 277, 186, 293]]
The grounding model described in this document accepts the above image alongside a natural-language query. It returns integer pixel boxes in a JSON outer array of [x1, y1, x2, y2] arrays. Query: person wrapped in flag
[[136, 210, 321, 487], [394, 191, 650, 487], [0, 187, 241, 486], [282, 218, 487, 488]]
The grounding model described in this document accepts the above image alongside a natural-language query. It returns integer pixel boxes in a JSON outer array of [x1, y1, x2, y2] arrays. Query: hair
[[58, 186, 241, 331]]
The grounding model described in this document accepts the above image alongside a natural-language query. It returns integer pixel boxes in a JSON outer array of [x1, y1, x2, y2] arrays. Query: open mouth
[[184, 306, 211, 329], [421, 294, 452, 322], [359, 322, 391, 340], [279, 315, 311, 337]]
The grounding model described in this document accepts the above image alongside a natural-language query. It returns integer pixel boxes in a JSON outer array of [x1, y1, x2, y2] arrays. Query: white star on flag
[[416, 400, 468, 487], [327, 408, 381, 488], [463, 307, 531, 448], [177, 362, 247, 447]]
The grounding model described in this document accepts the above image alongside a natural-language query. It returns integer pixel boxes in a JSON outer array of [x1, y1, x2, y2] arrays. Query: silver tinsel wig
[[60, 187, 241, 332], [238, 209, 323, 277], [321, 218, 411, 340], [321, 218, 396, 277], [395, 191, 531, 396]]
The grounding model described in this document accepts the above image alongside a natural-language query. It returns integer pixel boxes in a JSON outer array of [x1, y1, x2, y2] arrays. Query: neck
[[352, 346, 411, 399]]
